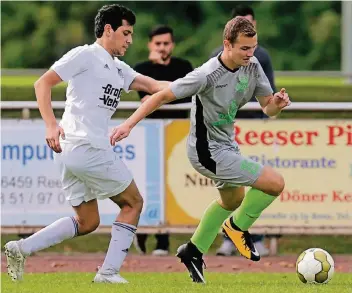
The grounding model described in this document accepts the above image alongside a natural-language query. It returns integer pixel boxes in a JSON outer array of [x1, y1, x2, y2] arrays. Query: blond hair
[[223, 16, 256, 44]]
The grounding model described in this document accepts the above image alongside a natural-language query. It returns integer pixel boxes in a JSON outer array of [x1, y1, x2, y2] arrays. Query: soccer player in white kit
[[4, 4, 169, 284]]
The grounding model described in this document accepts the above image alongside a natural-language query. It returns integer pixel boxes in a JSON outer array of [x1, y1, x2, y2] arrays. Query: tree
[[1, 1, 342, 70]]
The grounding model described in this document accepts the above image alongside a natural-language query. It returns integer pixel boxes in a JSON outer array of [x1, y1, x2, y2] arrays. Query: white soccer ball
[[296, 248, 334, 284]]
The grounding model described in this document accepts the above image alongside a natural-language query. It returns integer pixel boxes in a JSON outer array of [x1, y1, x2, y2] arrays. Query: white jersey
[[51, 42, 139, 149]]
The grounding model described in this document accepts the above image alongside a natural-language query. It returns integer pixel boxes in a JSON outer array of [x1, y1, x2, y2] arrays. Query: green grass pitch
[[1, 75, 347, 87], [2, 272, 352, 293]]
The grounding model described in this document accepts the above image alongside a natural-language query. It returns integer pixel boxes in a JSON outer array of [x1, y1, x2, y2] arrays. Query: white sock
[[19, 217, 78, 256], [98, 222, 136, 275]]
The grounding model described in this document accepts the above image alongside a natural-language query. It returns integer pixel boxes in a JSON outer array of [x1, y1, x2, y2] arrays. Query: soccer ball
[[296, 248, 334, 284]]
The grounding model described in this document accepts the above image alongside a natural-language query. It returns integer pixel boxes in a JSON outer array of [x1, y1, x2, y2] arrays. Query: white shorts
[[54, 142, 133, 206]]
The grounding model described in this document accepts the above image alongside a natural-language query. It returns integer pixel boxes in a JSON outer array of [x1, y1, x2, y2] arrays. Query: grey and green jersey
[[169, 55, 272, 186]]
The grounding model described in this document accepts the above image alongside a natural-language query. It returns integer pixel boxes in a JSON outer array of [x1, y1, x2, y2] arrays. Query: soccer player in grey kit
[[110, 17, 291, 283]]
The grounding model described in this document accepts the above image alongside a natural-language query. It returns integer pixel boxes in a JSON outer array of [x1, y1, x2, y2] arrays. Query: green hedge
[[1, 83, 352, 102]]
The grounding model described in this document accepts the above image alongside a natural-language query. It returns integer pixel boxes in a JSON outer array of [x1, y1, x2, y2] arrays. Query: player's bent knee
[[128, 192, 143, 208], [219, 187, 245, 211], [222, 200, 242, 211], [221, 201, 237, 211], [120, 192, 144, 215], [113, 181, 144, 212], [253, 166, 285, 196], [274, 173, 285, 195], [219, 194, 244, 210], [266, 172, 285, 196], [76, 217, 100, 235], [136, 195, 144, 212], [130, 194, 143, 214]]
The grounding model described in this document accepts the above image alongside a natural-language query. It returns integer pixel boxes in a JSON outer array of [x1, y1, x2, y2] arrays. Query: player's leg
[[65, 144, 138, 284], [94, 180, 143, 284], [5, 191, 99, 282], [176, 186, 244, 283], [18, 198, 99, 254], [190, 186, 245, 253], [228, 165, 284, 232], [215, 188, 245, 257], [5, 142, 104, 282], [223, 163, 284, 261]]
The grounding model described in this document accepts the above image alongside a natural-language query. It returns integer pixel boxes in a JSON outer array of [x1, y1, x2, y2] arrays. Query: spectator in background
[[211, 5, 276, 257], [133, 25, 193, 256], [134, 25, 193, 119]]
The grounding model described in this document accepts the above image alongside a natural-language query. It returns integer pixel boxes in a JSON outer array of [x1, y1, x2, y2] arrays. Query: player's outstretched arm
[[34, 70, 65, 153], [110, 87, 176, 145], [257, 88, 291, 117], [129, 74, 170, 94]]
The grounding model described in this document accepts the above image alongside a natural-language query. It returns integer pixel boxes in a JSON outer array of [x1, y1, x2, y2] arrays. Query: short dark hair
[[148, 25, 174, 42], [231, 5, 255, 20], [223, 16, 256, 44], [94, 4, 136, 38]]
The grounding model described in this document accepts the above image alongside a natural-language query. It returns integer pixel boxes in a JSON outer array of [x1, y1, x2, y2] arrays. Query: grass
[[2, 272, 352, 293], [1, 75, 348, 87], [1, 76, 66, 87], [2, 234, 352, 255], [275, 76, 347, 87]]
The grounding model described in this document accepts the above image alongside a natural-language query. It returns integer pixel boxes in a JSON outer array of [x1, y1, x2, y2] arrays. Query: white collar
[[92, 42, 116, 63]]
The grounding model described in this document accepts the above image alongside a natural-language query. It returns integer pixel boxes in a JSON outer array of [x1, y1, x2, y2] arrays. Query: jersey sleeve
[[169, 69, 207, 99], [254, 62, 273, 97], [118, 61, 140, 92], [51, 45, 90, 81]]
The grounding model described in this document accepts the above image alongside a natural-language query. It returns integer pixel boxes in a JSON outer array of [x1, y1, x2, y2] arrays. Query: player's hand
[[149, 51, 164, 64], [46, 124, 65, 153], [110, 123, 131, 146], [273, 88, 291, 109]]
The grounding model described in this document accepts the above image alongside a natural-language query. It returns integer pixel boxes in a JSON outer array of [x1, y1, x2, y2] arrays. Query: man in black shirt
[[133, 25, 193, 256], [134, 25, 193, 119], [211, 5, 276, 256]]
